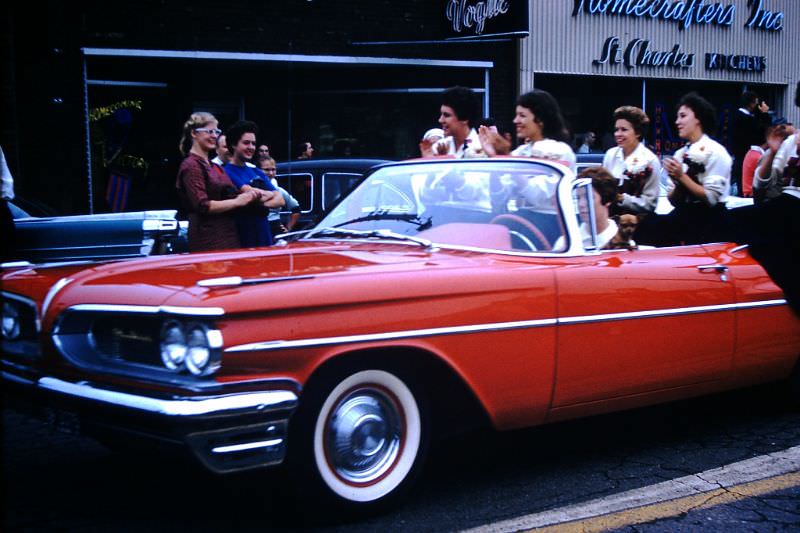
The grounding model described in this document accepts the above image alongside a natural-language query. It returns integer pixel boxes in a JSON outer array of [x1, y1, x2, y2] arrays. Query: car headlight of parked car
[[53, 307, 223, 380], [160, 320, 221, 376], [2, 301, 21, 340], [1, 292, 41, 358]]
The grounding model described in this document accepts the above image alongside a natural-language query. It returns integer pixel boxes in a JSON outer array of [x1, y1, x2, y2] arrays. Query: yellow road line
[[531, 471, 800, 533]]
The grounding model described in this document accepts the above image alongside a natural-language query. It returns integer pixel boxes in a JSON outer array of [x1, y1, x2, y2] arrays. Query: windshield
[[314, 160, 571, 252]]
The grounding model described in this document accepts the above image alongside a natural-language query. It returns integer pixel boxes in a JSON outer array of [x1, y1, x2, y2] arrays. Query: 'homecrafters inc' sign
[[572, 0, 784, 31]]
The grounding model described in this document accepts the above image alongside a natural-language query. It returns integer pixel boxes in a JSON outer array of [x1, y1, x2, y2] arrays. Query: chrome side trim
[[67, 304, 225, 316], [2, 370, 35, 386], [211, 438, 283, 454], [226, 318, 559, 352], [37, 377, 297, 416], [558, 299, 787, 325], [225, 299, 788, 353]]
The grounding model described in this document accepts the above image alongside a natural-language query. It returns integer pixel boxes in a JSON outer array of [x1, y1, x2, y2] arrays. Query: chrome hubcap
[[326, 388, 402, 483]]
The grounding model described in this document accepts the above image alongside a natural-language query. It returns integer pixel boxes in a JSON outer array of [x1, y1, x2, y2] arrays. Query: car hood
[[3, 242, 542, 325]]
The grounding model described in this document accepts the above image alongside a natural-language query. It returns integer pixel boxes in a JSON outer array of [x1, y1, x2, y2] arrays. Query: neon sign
[[593, 37, 695, 69], [572, 0, 785, 32], [446, 0, 511, 36], [572, 0, 735, 30]]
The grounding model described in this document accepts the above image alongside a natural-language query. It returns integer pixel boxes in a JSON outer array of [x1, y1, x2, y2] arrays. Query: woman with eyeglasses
[[176, 112, 260, 252]]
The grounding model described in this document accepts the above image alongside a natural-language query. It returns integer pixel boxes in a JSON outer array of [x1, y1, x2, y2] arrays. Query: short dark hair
[[677, 92, 717, 136], [612, 106, 650, 140], [579, 166, 618, 205], [795, 81, 800, 108], [516, 90, 570, 143], [294, 141, 311, 158], [226, 120, 259, 150], [441, 86, 479, 127], [740, 90, 759, 108]]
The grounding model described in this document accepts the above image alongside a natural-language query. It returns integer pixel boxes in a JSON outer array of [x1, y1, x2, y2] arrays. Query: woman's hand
[[234, 189, 261, 207], [662, 156, 686, 183], [478, 125, 511, 156], [419, 139, 435, 157]]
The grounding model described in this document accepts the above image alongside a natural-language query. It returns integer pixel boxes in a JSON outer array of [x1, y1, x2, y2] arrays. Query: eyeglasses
[[258, 148, 270, 153], [195, 128, 222, 136]]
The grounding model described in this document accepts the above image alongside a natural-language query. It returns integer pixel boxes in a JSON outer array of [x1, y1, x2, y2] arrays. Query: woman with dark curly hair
[[602, 106, 662, 216], [637, 92, 732, 246], [479, 89, 576, 172]]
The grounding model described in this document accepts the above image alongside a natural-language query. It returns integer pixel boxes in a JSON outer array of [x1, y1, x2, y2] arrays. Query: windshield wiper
[[304, 227, 435, 251], [335, 210, 433, 231]]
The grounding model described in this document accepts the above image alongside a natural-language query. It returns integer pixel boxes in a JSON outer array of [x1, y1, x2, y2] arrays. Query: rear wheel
[[290, 367, 428, 514]]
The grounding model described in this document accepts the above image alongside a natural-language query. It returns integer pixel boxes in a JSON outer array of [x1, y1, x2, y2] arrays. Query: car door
[[551, 245, 736, 409]]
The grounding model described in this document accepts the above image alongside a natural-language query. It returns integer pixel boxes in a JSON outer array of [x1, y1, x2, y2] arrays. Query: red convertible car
[[2, 158, 799, 513]]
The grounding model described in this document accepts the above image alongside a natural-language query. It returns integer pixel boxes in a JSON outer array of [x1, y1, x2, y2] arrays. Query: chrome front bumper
[[2, 368, 298, 473]]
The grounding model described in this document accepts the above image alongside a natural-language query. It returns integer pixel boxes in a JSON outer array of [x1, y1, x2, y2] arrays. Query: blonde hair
[[179, 112, 217, 157]]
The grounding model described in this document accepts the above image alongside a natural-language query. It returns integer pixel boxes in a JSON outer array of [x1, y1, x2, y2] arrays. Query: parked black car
[[5, 200, 183, 265], [275, 158, 392, 230]]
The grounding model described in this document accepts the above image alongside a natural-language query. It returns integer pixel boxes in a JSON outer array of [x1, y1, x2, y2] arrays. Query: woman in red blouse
[[176, 112, 260, 252]]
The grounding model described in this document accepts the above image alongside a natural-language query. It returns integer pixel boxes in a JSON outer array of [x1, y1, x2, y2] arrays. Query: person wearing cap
[[418, 128, 443, 157]]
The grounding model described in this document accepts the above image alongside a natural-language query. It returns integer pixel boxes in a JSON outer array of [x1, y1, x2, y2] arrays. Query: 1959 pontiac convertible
[[2, 158, 799, 513]]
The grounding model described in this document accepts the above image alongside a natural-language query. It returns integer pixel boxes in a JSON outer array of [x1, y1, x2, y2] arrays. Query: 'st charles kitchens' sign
[[444, 0, 529, 39], [573, 0, 786, 74]]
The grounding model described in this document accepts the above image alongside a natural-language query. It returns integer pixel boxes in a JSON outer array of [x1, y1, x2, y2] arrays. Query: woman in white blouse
[[637, 92, 732, 247], [602, 106, 661, 216], [479, 89, 576, 173]]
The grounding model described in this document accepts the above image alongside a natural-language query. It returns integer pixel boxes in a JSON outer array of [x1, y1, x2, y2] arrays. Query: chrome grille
[[90, 316, 162, 366]]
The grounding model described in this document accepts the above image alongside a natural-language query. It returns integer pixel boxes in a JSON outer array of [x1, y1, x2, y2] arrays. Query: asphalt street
[[3, 383, 799, 532]]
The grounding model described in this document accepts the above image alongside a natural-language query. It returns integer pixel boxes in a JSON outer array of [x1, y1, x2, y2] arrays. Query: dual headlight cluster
[[160, 320, 222, 376], [2, 301, 21, 340]]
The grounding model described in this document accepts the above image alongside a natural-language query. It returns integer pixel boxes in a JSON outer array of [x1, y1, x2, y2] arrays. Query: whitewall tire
[[307, 368, 424, 506]]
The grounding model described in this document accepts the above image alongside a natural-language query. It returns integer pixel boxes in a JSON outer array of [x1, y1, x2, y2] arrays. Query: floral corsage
[[682, 142, 711, 181], [619, 154, 653, 197]]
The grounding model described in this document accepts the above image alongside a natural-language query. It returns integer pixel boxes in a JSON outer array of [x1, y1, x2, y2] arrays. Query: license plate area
[[43, 407, 82, 435]]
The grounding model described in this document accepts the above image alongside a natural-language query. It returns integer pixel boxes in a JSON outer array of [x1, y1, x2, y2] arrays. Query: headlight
[[160, 321, 187, 370], [185, 324, 211, 376], [158, 320, 221, 376], [2, 301, 21, 340]]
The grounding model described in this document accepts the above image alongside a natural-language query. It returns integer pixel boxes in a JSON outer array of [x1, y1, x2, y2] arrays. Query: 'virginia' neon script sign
[[446, 0, 510, 35]]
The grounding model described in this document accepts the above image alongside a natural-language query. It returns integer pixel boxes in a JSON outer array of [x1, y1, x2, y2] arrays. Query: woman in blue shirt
[[223, 120, 284, 246]]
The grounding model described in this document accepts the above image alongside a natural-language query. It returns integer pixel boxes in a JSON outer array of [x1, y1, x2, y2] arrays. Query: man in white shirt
[[421, 86, 484, 158]]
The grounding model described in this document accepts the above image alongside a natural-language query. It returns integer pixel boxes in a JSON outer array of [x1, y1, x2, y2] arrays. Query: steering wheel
[[490, 214, 551, 251]]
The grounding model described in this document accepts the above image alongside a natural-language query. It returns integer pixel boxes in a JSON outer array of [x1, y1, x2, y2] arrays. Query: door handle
[[697, 264, 728, 273], [697, 264, 729, 281]]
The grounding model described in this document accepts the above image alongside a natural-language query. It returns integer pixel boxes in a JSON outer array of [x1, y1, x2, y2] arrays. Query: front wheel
[[290, 368, 428, 514]]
